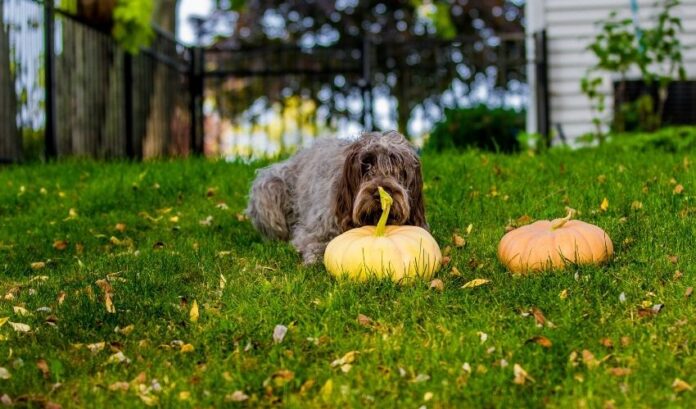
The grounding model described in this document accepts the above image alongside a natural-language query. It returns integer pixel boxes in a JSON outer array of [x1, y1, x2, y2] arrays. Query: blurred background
[[0, 0, 694, 161]]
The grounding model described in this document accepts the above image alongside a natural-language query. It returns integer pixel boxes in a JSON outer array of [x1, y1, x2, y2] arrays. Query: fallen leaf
[[526, 336, 552, 348], [109, 382, 130, 391], [0, 368, 10, 380], [461, 278, 490, 289], [320, 379, 334, 400], [115, 223, 127, 232], [466, 224, 473, 235], [631, 201, 643, 210], [599, 338, 614, 348], [139, 394, 158, 406], [219, 274, 227, 291], [429, 279, 444, 291], [95, 279, 115, 313], [31, 262, 46, 270], [115, 325, 134, 335], [199, 216, 213, 226], [513, 363, 534, 384], [600, 198, 609, 212], [476, 331, 488, 344], [685, 287, 693, 298], [180, 344, 194, 353], [668, 255, 679, 264], [452, 234, 466, 247], [441, 256, 451, 266], [235, 213, 247, 222], [357, 314, 373, 327], [582, 350, 600, 369], [621, 336, 631, 347], [619, 292, 627, 303], [13, 306, 29, 316], [178, 391, 190, 401], [331, 351, 358, 368], [273, 324, 288, 343], [169, 216, 180, 223], [673, 184, 684, 195], [268, 369, 294, 387], [300, 379, 315, 395], [86, 342, 106, 353], [608, 367, 631, 377], [53, 240, 68, 251], [530, 307, 547, 327], [189, 300, 199, 323], [106, 351, 130, 364], [36, 359, 50, 379], [410, 373, 430, 383], [559, 289, 568, 300], [226, 391, 249, 402], [8, 322, 30, 333], [424, 391, 434, 401], [672, 378, 693, 392]]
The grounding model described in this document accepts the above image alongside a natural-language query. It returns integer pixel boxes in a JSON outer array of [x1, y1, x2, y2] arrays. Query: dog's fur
[[246, 131, 427, 264]]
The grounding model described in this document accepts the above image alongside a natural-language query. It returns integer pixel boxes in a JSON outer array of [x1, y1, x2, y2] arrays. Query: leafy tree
[[203, 0, 524, 136]]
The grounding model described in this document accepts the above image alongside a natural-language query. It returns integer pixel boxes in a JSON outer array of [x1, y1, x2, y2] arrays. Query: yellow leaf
[[115, 325, 135, 335], [462, 279, 490, 289], [87, 342, 106, 353], [109, 382, 130, 391], [105, 293, 115, 314], [30, 262, 46, 270], [0, 317, 8, 327], [673, 184, 684, 195], [600, 198, 609, 212], [672, 378, 693, 392], [9, 322, 31, 333], [139, 394, 158, 406], [226, 391, 249, 402], [452, 234, 466, 247], [13, 306, 29, 316], [190, 300, 199, 323], [559, 289, 568, 300], [180, 343, 195, 353], [219, 274, 227, 290], [178, 391, 191, 401], [513, 363, 534, 384], [331, 351, 359, 367], [320, 379, 334, 400], [466, 224, 473, 235]]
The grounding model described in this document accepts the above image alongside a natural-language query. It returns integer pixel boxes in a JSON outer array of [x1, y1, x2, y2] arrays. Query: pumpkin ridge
[[568, 224, 595, 262]]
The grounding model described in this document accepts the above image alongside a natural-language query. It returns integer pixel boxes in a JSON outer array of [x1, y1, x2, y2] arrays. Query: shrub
[[424, 105, 525, 153], [607, 126, 696, 152]]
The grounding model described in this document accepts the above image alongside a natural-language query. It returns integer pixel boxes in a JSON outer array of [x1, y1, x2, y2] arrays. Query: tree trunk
[[0, 3, 21, 162], [143, 0, 177, 158]]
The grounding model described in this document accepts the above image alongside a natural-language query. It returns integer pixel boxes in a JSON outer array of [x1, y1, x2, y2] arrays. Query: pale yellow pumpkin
[[498, 209, 613, 274], [324, 187, 442, 283]]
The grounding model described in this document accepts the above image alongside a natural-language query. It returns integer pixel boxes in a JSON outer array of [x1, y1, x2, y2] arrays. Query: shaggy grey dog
[[246, 130, 428, 264]]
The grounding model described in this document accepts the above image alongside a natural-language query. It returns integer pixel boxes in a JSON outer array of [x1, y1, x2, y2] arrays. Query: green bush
[[607, 126, 696, 152], [424, 105, 525, 153]]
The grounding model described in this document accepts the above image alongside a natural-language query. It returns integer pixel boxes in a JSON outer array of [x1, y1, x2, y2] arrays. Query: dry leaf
[[30, 262, 46, 270], [527, 336, 552, 348], [466, 224, 473, 235], [530, 307, 546, 327], [115, 325, 135, 335], [180, 344, 194, 353], [513, 363, 534, 384], [673, 184, 684, 194], [199, 216, 213, 226], [0, 368, 10, 380], [449, 266, 460, 276], [273, 324, 288, 343], [226, 391, 249, 402], [36, 359, 50, 379], [115, 223, 126, 232], [620, 336, 631, 347], [13, 306, 29, 316], [462, 278, 490, 289], [357, 314, 373, 327], [600, 198, 609, 212], [53, 240, 68, 251], [429, 279, 444, 291], [410, 373, 431, 383], [178, 391, 191, 401], [109, 382, 130, 391], [331, 351, 358, 367], [424, 391, 434, 401], [631, 201, 643, 210], [441, 256, 451, 266], [300, 379, 315, 395], [57, 291, 66, 305], [582, 350, 600, 369], [608, 367, 631, 377], [86, 342, 106, 353], [320, 379, 334, 400], [559, 289, 568, 300], [476, 331, 488, 344], [95, 279, 115, 313], [668, 255, 679, 264], [452, 234, 466, 247], [672, 378, 693, 392], [599, 338, 614, 348], [8, 322, 30, 333], [106, 351, 130, 364], [685, 287, 693, 298], [219, 274, 227, 291], [190, 300, 199, 323]]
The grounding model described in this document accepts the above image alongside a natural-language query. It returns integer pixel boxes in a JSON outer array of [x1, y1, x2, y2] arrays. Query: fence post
[[362, 35, 373, 131], [43, 0, 57, 159], [189, 46, 204, 155], [534, 30, 550, 147], [123, 52, 137, 159]]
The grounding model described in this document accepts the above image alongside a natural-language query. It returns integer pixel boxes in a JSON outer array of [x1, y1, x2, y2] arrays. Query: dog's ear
[[407, 161, 428, 229], [333, 143, 362, 231]]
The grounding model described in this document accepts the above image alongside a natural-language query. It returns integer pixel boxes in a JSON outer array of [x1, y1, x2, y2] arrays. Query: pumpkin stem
[[375, 187, 393, 237], [551, 207, 576, 230]]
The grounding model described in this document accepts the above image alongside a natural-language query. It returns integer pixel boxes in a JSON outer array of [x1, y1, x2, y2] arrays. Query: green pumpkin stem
[[551, 207, 576, 230], [375, 187, 393, 237]]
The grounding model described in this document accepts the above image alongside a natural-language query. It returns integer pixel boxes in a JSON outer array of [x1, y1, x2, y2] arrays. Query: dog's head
[[333, 130, 427, 231]]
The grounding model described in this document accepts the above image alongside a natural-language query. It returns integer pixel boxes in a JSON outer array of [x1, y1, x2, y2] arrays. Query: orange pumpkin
[[498, 209, 613, 273]]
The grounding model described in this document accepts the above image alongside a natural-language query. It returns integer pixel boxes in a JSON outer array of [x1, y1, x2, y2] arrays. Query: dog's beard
[[351, 178, 410, 227]]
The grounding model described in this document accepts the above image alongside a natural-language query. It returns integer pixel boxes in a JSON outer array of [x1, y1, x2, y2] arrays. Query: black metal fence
[[1, 0, 545, 162], [1, 0, 201, 162]]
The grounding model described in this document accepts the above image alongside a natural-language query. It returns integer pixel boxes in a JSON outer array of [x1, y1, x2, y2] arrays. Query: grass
[[0, 145, 694, 408]]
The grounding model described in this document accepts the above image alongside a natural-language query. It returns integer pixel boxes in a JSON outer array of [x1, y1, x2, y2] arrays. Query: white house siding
[[526, 0, 696, 143]]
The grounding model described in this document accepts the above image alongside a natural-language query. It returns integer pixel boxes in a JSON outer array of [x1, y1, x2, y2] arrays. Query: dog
[[246, 130, 427, 264]]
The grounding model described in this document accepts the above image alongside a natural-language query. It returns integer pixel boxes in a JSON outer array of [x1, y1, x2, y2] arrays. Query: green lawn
[[0, 146, 694, 408]]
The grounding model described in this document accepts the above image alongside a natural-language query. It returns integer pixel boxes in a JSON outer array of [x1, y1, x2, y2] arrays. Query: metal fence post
[[44, 0, 57, 159], [189, 46, 204, 155], [362, 36, 373, 131]]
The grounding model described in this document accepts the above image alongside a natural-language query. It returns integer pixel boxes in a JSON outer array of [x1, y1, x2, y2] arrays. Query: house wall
[[526, 0, 696, 143]]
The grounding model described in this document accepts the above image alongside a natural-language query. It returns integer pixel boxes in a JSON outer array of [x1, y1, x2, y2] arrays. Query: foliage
[[0, 146, 694, 407], [424, 105, 525, 152], [607, 126, 696, 152], [581, 0, 686, 140], [112, 0, 155, 54]]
